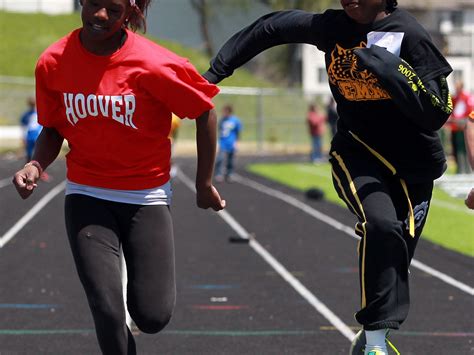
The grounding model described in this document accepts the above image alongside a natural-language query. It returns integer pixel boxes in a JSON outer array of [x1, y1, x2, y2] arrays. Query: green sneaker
[[366, 350, 387, 355], [349, 330, 400, 355]]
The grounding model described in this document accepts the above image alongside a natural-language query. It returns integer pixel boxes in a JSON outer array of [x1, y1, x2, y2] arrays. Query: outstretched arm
[[355, 45, 452, 131], [12, 127, 64, 199], [195, 109, 226, 211], [203, 10, 317, 84]]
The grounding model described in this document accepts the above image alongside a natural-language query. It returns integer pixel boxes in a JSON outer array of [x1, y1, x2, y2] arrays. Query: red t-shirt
[[307, 111, 326, 136], [36, 29, 219, 189], [449, 91, 474, 132]]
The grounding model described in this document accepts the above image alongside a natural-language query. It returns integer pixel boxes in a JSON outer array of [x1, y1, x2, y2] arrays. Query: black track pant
[[330, 150, 433, 330], [65, 194, 176, 355]]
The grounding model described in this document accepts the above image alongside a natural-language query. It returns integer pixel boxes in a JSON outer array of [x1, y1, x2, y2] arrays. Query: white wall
[[302, 44, 331, 96], [447, 56, 474, 93], [0, 0, 74, 14]]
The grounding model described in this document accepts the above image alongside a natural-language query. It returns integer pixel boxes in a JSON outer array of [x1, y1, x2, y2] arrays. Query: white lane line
[[0, 180, 133, 326], [176, 169, 355, 342], [0, 181, 66, 248], [431, 199, 474, 215], [298, 164, 473, 214], [234, 174, 474, 297], [0, 177, 12, 189]]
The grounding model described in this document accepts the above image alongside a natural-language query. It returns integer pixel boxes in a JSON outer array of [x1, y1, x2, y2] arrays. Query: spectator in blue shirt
[[20, 97, 50, 181], [20, 97, 42, 162], [215, 104, 242, 182]]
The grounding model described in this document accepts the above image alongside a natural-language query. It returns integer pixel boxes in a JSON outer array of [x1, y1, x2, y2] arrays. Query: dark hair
[[386, 0, 398, 12], [223, 104, 233, 113], [127, 0, 152, 33]]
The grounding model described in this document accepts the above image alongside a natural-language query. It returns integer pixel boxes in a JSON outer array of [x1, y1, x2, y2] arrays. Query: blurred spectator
[[215, 104, 242, 182], [446, 81, 473, 174], [19, 97, 40, 162], [19, 97, 50, 181], [306, 104, 326, 163], [326, 97, 338, 138]]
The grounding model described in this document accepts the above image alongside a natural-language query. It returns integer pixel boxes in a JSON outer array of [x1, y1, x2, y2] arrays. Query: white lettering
[[74, 94, 87, 119], [111, 96, 124, 124], [62, 93, 137, 129], [63, 93, 78, 125], [86, 94, 98, 117], [124, 95, 137, 128], [98, 95, 110, 116]]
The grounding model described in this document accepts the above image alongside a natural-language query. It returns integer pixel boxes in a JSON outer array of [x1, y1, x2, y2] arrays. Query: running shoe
[[349, 330, 400, 355]]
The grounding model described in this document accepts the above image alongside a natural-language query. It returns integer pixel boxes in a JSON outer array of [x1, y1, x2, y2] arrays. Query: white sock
[[364, 345, 388, 355], [365, 329, 388, 348]]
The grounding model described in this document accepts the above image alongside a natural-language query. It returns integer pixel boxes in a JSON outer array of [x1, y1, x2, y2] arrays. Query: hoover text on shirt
[[63, 93, 137, 129]]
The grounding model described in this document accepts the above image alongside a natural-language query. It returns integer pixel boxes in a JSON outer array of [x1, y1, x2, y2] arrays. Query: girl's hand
[[196, 184, 226, 211], [12, 164, 41, 199]]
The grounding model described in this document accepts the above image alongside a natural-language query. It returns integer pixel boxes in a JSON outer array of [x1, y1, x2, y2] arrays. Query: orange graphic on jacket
[[327, 42, 390, 101]]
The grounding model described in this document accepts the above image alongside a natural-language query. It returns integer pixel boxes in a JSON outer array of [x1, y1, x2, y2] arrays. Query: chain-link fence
[[178, 86, 327, 153], [0, 76, 35, 126], [0, 76, 329, 153]]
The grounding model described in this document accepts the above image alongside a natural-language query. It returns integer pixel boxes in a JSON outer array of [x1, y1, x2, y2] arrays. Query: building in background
[[302, 0, 474, 96], [0, 0, 76, 14]]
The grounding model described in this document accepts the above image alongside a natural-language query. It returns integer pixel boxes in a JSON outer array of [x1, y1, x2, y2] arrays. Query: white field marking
[[233, 174, 474, 297], [0, 177, 13, 189], [0, 181, 66, 248], [176, 169, 355, 342], [430, 199, 474, 215], [0, 179, 133, 326], [296, 165, 330, 178]]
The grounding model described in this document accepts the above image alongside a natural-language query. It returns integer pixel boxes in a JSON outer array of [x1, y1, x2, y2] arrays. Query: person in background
[[215, 104, 242, 182], [465, 111, 474, 209], [19, 97, 50, 181], [12, 0, 225, 354], [446, 80, 473, 174], [306, 103, 326, 163], [19, 97, 41, 162], [202, 0, 453, 353], [326, 96, 339, 138]]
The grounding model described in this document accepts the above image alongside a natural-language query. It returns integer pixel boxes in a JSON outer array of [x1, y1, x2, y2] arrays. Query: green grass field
[[0, 11, 313, 147], [248, 162, 474, 257]]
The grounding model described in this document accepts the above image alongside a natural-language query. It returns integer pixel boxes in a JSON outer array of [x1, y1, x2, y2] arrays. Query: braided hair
[[386, 0, 398, 12], [127, 0, 152, 33]]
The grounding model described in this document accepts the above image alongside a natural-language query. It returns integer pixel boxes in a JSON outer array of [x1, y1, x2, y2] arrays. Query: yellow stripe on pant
[[349, 131, 415, 237], [331, 151, 368, 309]]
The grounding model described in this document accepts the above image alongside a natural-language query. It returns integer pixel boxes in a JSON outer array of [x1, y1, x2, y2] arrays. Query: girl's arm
[[12, 127, 64, 199], [203, 10, 317, 84], [355, 45, 453, 131], [195, 109, 226, 211]]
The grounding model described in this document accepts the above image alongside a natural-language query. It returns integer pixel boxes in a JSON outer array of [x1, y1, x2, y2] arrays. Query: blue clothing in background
[[20, 109, 42, 160], [218, 115, 242, 152]]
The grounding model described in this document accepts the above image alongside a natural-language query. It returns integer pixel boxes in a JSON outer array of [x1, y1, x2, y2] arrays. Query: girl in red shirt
[[12, 0, 225, 353]]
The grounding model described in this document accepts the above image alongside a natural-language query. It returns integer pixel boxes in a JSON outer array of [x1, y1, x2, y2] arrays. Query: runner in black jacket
[[203, 1, 453, 354]]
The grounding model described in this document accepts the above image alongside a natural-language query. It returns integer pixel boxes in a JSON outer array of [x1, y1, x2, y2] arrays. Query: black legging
[[65, 194, 176, 355]]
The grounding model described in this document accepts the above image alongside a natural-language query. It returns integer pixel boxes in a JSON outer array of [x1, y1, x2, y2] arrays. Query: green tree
[[257, 0, 338, 86], [190, 0, 253, 57]]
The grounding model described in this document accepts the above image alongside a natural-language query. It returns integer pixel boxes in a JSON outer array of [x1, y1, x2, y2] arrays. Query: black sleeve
[[355, 45, 453, 131], [202, 10, 322, 84]]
